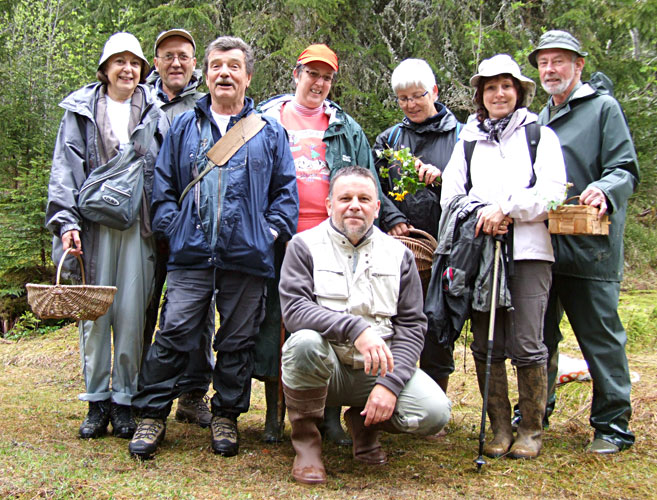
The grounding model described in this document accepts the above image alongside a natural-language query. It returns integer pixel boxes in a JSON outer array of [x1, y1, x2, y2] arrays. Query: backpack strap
[[524, 122, 541, 188], [463, 122, 541, 192], [463, 140, 476, 193], [387, 123, 402, 148]]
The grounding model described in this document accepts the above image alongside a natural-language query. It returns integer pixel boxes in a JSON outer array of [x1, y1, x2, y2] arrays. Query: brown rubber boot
[[474, 360, 513, 458], [436, 377, 449, 394], [283, 384, 328, 485], [344, 407, 387, 465], [509, 364, 547, 459]]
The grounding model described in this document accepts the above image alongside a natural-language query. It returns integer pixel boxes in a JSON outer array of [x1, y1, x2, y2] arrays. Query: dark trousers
[[543, 275, 634, 449], [419, 333, 455, 382], [141, 243, 214, 393], [133, 268, 265, 420]]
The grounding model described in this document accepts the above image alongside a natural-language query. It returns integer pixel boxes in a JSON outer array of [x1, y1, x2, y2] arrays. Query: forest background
[[0, 0, 655, 334]]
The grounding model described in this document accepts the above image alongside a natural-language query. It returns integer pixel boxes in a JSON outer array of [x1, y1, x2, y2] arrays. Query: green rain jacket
[[538, 81, 639, 282]]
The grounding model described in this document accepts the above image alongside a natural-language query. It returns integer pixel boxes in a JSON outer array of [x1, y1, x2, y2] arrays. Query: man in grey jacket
[[527, 30, 639, 454], [143, 28, 211, 428], [279, 166, 450, 485]]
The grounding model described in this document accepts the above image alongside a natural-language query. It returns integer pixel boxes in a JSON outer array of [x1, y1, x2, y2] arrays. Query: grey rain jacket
[[146, 68, 204, 123], [45, 82, 169, 283]]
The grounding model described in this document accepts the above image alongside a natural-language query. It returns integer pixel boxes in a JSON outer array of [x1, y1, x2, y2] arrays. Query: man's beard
[[542, 73, 574, 97]]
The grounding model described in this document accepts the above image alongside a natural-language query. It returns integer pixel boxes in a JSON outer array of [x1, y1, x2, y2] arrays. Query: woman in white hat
[[440, 54, 567, 459], [45, 32, 168, 440]]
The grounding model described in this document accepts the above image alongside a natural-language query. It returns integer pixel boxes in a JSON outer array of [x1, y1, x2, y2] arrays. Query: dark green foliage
[[0, 0, 655, 331]]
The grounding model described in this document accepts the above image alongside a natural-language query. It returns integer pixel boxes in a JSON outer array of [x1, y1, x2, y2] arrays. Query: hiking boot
[[79, 400, 110, 439], [587, 437, 620, 454], [509, 364, 547, 460], [474, 360, 513, 458], [262, 379, 285, 443], [175, 390, 212, 428], [284, 384, 328, 485], [129, 418, 166, 459], [211, 416, 239, 457], [344, 407, 387, 465], [110, 403, 136, 439], [319, 406, 352, 446]]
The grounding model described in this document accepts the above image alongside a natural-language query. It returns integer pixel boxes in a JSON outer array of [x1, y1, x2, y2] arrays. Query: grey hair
[[329, 166, 379, 199], [203, 36, 254, 75], [391, 58, 436, 94]]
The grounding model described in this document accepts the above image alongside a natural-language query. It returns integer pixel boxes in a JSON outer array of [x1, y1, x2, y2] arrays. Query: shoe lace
[[211, 418, 236, 439], [134, 420, 162, 440], [197, 396, 211, 413]]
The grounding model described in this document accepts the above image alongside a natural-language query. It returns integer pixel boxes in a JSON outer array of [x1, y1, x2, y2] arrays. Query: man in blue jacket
[[129, 36, 299, 459]]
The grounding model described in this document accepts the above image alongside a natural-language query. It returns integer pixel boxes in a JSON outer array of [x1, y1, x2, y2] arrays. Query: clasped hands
[[475, 203, 512, 237]]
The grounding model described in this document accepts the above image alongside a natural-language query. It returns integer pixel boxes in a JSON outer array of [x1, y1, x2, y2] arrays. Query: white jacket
[[441, 108, 567, 262]]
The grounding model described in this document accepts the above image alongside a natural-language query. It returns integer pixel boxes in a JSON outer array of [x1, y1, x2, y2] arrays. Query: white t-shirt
[[106, 96, 131, 145], [211, 110, 231, 136]]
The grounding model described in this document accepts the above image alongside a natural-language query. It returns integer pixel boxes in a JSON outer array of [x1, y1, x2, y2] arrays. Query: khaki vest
[[299, 220, 407, 367]]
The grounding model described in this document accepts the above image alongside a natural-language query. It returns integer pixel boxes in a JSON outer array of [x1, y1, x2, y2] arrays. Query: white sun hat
[[469, 54, 536, 108]]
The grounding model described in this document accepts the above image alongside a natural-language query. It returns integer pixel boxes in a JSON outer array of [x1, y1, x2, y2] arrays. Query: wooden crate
[[548, 204, 610, 235]]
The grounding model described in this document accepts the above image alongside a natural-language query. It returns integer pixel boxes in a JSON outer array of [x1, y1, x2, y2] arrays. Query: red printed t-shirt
[[280, 101, 330, 232]]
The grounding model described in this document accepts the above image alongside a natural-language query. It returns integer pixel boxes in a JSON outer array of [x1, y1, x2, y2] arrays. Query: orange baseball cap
[[297, 44, 338, 72]]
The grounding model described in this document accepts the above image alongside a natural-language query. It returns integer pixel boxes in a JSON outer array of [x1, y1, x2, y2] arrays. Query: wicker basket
[[548, 196, 610, 235], [393, 228, 437, 297], [26, 248, 117, 321]]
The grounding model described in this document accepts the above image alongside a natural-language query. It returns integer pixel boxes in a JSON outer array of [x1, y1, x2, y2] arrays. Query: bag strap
[[131, 115, 159, 157], [463, 122, 541, 192], [178, 113, 266, 205]]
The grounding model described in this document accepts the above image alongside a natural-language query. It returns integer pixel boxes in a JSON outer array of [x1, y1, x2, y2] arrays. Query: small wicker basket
[[393, 228, 437, 297], [548, 196, 610, 235], [26, 248, 117, 321]]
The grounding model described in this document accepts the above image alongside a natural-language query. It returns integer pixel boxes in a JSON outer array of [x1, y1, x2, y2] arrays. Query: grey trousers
[[78, 222, 155, 405], [471, 260, 551, 367], [281, 329, 451, 436]]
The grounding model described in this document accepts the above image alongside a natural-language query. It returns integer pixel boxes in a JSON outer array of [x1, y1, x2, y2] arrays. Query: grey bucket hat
[[97, 32, 150, 81], [528, 30, 588, 68], [470, 54, 536, 108]]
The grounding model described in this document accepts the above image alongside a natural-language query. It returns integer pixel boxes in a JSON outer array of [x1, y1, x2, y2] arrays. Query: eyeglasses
[[396, 90, 429, 105], [157, 53, 192, 64], [303, 68, 334, 83]]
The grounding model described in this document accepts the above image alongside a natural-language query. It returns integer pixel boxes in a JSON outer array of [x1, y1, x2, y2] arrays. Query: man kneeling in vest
[[279, 166, 451, 485]]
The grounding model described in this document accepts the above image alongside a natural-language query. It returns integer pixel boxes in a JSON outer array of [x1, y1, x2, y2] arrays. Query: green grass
[[1, 292, 656, 499]]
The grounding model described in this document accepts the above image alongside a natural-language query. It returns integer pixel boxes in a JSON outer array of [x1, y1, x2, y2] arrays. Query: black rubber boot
[[262, 379, 285, 443], [319, 406, 352, 446]]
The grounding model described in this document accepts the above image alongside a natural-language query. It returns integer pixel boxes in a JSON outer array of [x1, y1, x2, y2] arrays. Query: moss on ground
[[1, 292, 656, 499]]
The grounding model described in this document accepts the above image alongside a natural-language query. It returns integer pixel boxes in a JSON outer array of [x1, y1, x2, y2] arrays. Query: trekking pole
[[475, 237, 502, 471]]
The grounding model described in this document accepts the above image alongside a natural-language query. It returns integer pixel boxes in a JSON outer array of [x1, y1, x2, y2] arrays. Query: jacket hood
[[146, 68, 204, 100], [458, 107, 537, 142], [257, 94, 345, 126], [402, 101, 459, 134]]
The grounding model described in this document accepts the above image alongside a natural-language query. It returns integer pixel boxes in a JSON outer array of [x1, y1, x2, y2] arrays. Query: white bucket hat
[[98, 32, 150, 81], [469, 54, 536, 108]]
